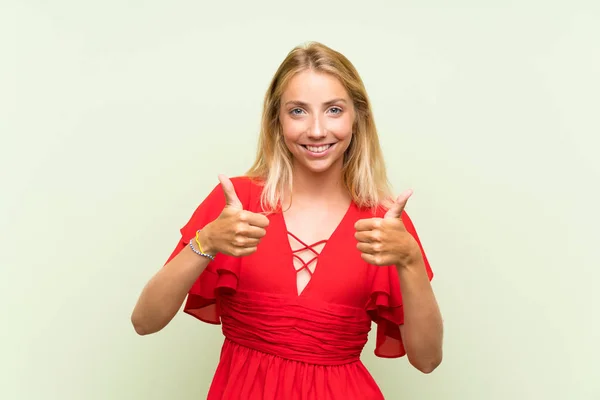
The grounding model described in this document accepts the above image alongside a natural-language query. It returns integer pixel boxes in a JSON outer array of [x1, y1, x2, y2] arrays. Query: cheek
[[328, 116, 354, 139], [280, 116, 307, 141]]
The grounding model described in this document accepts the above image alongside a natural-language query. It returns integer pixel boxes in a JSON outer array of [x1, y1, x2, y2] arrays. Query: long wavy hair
[[246, 41, 393, 212]]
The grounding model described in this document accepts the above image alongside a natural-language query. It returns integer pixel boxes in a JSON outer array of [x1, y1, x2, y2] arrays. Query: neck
[[289, 161, 349, 206]]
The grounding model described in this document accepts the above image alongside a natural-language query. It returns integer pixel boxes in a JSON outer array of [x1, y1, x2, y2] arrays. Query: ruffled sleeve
[[164, 177, 252, 325], [366, 210, 434, 358]]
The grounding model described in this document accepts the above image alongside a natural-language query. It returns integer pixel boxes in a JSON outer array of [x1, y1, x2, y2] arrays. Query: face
[[279, 70, 355, 175]]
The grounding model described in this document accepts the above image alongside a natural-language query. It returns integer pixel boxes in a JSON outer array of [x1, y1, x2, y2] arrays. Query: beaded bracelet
[[189, 230, 215, 261]]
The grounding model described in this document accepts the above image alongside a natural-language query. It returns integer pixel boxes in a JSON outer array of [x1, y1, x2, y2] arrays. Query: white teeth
[[305, 144, 332, 153]]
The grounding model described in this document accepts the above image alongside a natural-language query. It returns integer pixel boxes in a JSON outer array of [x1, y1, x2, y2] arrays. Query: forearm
[[131, 245, 211, 335], [397, 260, 443, 373]]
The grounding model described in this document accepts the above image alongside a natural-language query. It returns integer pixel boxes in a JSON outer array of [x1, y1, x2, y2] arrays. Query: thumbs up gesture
[[354, 190, 421, 267], [201, 175, 270, 257]]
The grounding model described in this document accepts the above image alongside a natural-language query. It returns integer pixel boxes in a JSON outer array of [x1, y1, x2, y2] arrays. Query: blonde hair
[[246, 41, 393, 212]]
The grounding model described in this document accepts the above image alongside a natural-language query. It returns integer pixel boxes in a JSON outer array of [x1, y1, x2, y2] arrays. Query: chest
[[282, 204, 349, 246], [236, 208, 376, 309]]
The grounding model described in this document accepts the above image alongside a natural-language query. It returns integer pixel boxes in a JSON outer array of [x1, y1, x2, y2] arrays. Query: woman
[[131, 41, 443, 399]]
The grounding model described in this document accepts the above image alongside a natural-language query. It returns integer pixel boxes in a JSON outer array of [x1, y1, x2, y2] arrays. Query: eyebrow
[[284, 98, 348, 107]]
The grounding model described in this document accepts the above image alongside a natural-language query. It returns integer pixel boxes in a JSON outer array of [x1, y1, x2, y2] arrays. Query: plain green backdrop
[[1, 1, 599, 399]]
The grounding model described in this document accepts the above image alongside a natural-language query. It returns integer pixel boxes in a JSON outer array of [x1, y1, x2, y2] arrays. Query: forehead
[[282, 70, 350, 102]]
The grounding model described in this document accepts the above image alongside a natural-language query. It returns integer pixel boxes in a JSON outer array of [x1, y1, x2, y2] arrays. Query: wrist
[[396, 241, 424, 268], [197, 226, 217, 257], [395, 252, 425, 273]]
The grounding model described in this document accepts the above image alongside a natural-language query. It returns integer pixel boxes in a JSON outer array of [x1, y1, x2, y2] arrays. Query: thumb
[[218, 175, 243, 209], [384, 189, 413, 219]]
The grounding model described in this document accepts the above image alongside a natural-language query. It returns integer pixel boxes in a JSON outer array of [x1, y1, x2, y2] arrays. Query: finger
[[243, 238, 261, 247], [384, 189, 413, 219], [356, 242, 377, 255], [232, 237, 261, 247], [360, 252, 386, 266], [354, 218, 382, 232], [245, 212, 270, 228], [218, 174, 243, 209], [244, 226, 267, 239], [355, 231, 376, 243], [231, 246, 258, 257]]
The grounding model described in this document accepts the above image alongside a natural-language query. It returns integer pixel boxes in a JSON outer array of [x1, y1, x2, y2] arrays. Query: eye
[[290, 108, 305, 116], [328, 107, 343, 115]]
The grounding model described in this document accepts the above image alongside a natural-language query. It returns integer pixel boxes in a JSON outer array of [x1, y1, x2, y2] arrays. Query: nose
[[307, 116, 326, 139]]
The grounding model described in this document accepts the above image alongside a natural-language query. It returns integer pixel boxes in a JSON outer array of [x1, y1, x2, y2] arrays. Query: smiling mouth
[[301, 143, 335, 153]]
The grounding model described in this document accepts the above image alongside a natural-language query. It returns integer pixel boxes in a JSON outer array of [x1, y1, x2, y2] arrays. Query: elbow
[[131, 312, 159, 336], [131, 303, 177, 336], [409, 353, 443, 374], [131, 316, 149, 336], [414, 359, 442, 374], [132, 321, 151, 336]]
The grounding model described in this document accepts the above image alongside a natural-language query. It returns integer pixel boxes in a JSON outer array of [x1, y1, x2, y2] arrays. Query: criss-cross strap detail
[[287, 232, 327, 276]]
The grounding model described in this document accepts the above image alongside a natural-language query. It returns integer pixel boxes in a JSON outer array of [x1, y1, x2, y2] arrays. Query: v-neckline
[[279, 202, 355, 297]]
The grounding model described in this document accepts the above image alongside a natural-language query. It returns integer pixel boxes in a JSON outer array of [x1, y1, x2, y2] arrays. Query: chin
[[298, 159, 342, 175]]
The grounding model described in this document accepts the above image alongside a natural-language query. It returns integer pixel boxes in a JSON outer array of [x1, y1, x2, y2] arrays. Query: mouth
[[301, 143, 335, 154]]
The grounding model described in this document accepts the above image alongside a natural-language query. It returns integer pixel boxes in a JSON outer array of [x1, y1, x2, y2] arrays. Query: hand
[[200, 175, 270, 257], [354, 190, 421, 267]]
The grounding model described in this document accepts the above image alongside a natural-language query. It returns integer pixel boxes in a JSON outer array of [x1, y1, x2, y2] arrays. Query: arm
[[355, 192, 443, 372], [397, 260, 443, 373], [130, 175, 269, 335], [130, 234, 213, 335]]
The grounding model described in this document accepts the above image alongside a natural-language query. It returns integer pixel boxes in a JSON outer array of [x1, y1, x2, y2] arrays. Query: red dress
[[166, 177, 433, 400]]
